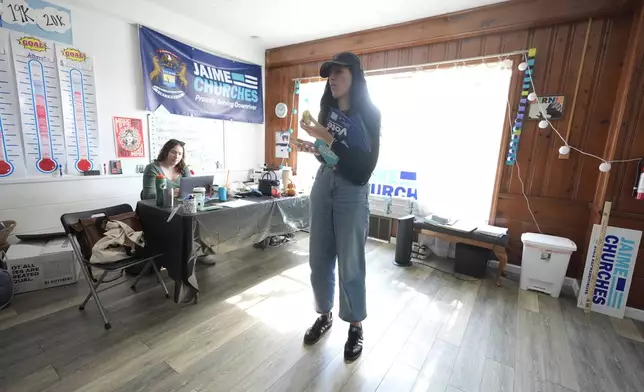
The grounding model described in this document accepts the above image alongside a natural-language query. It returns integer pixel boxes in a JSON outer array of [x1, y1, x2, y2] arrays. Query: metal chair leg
[[130, 261, 152, 292], [79, 270, 108, 310], [77, 263, 111, 329], [150, 261, 170, 298]]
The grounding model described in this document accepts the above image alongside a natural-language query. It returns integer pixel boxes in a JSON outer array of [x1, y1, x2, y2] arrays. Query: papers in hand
[[327, 108, 371, 152]]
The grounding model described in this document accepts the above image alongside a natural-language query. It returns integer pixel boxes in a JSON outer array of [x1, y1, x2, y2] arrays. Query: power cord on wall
[[506, 100, 543, 234]]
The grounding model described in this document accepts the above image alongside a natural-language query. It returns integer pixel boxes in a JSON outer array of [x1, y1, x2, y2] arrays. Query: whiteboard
[[148, 113, 225, 173], [223, 120, 262, 170]]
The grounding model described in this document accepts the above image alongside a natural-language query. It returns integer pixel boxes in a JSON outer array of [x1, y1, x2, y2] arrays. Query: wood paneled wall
[[603, 6, 644, 309], [264, 1, 644, 307]]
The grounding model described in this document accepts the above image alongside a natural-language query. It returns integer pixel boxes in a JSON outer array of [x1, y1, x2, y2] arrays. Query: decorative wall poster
[[139, 26, 264, 124], [578, 225, 642, 318], [113, 117, 145, 158], [528, 95, 565, 120], [506, 48, 537, 166], [0, 31, 25, 179], [1, 0, 73, 45], [11, 33, 65, 175], [275, 131, 289, 159], [57, 44, 100, 173]]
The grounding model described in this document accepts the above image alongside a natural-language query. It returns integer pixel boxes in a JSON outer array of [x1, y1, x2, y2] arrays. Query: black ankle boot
[[344, 325, 363, 361], [303, 313, 333, 345]]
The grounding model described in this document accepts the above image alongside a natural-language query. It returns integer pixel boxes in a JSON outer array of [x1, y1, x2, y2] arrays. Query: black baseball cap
[[320, 52, 362, 78]]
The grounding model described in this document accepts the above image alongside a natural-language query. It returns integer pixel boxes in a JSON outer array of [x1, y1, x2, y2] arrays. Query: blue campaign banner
[[370, 169, 418, 199], [0, 0, 73, 44], [139, 26, 264, 124]]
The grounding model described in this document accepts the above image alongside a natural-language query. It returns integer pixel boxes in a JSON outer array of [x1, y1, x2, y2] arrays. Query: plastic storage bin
[[520, 233, 577, 298], [455, 243, 490, 278]]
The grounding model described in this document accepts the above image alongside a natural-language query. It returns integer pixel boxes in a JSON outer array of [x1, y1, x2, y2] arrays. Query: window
[[297, 62, 512, 223]]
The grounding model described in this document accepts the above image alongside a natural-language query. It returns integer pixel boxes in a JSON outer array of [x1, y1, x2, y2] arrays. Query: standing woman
[[141, 139, 191, 200], [298, 52, 381, 361]]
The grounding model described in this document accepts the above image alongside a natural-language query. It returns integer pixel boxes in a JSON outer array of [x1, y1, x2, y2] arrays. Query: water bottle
[[155, 174, 167, 207], [218, 186, 227, 201]]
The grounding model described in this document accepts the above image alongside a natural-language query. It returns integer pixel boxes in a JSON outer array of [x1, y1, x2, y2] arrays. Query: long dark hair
[[156, 139, 186, 172], [318, 66, 379, 131]]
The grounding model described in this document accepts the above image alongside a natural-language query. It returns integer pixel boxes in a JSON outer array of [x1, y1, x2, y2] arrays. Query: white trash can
[[520, 233, 577, 298]]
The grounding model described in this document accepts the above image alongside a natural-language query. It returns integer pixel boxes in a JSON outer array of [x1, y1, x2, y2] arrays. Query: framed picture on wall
[[528, 95, 565, 121], [113, 117, 145, 158], [109, 160, 123, 175]]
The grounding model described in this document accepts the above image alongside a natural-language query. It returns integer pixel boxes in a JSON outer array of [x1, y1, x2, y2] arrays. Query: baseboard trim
[[488, 260, 520, 275], [487, 260, 644, 322], [625, 307, 644, 322], [571, 279, 580, 297]]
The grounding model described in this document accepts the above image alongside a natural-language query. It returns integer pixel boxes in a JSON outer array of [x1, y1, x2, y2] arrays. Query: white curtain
[[297, 62, 512, 225], [296, 81, 327, 188]]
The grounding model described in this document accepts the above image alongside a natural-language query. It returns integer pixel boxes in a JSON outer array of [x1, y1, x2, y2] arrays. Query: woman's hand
[[291, 140, 319, 155], [300, 119, 333, 145]]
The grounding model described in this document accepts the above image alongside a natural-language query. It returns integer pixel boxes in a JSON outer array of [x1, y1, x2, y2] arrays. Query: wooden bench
[[414, 221, 509, 286]]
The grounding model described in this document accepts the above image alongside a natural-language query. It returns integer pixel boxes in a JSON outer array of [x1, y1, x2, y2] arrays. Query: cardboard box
[[5, 237, 80, 294]]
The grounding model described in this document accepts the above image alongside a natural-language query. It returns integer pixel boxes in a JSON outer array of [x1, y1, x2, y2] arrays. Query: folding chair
[[61, 204, 169, 329]]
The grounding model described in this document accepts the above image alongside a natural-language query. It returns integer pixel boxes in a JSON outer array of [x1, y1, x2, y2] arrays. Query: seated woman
[[141, 139, 216, 265], [141, 139, 191, 200]]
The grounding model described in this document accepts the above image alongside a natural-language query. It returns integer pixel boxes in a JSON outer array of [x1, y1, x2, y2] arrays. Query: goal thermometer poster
[[0, 31, 25, 178], [578, 225, 642, 318], [11, 33, 65, 176], [56, 43, 100, 173]]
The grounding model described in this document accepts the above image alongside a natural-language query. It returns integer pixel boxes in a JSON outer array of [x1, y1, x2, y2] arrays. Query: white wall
[[0, 1, 265, 235], [55, 0, 265, 65]]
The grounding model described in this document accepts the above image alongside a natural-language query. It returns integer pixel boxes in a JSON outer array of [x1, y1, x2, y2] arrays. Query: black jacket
[[317, 106, 381, 186]]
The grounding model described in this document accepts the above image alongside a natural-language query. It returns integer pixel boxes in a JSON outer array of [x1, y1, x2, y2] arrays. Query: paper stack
[[369, 195, 420, 218], [475, 224, 508, 237], [410, 200, 420, 216], [424, 214, 453, 226], [389, 196, 419, 218], [369, 195, 390, 216], [448, 220, 478, 233]]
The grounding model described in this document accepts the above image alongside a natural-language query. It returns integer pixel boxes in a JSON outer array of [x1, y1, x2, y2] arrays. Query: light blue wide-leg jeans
[[309, 165, 370, 322]]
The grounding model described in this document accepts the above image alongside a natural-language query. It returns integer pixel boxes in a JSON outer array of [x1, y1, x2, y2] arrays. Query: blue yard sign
[[139, 26, 264, 124], [578, 225, 642, 318], [0, 0, 73, 44]]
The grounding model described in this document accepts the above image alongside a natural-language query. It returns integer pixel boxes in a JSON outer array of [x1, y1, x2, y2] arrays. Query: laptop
[[179, 175, 214, 198]]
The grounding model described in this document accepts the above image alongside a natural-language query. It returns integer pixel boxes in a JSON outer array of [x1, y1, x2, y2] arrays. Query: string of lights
[[518, 53, 641, 171]]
